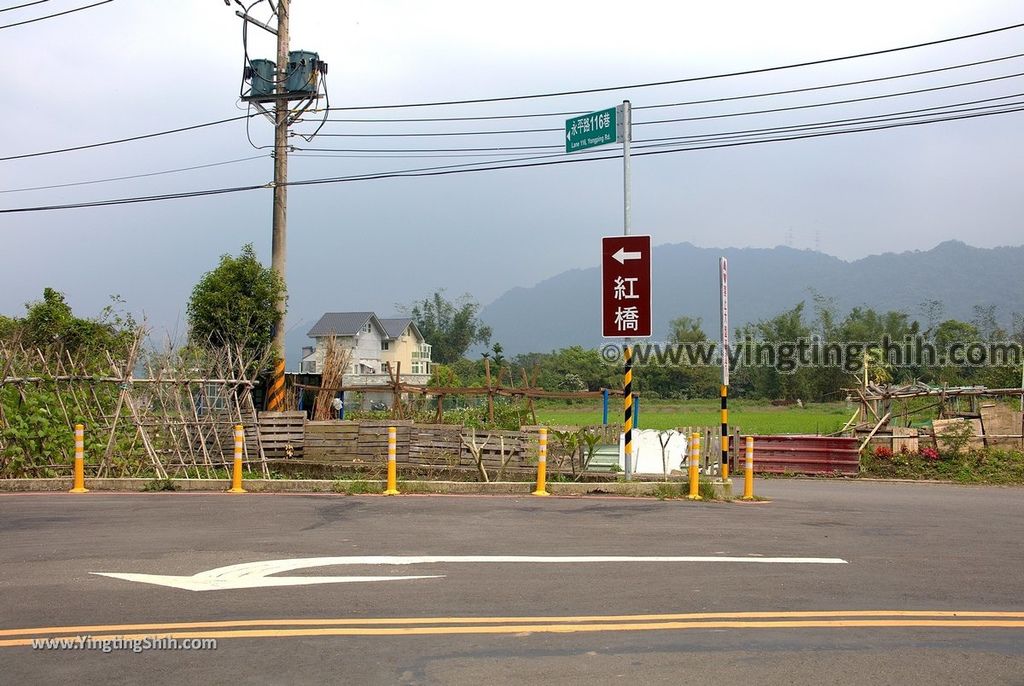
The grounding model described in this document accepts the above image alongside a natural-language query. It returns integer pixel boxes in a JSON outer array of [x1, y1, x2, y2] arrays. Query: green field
[[534, 399, 853, 435]]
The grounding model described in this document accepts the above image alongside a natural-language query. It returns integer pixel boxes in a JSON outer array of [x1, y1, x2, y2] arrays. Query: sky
[[2, 0, 1023, 363]]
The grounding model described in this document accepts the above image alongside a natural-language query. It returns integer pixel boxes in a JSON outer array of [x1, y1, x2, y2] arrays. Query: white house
[[300, 312, 432, 388]]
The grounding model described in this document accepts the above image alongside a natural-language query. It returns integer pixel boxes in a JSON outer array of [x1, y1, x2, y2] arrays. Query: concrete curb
[[0, 478, 734, 498]]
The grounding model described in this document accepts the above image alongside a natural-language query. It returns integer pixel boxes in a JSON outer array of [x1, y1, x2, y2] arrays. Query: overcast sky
[[2, 0, 1023, 360]]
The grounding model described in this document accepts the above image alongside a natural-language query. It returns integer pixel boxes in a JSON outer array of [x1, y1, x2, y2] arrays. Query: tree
[[668, 315, 707, 344], [0, 315, 15, 341], [7, 288, 134, 356], [933, 319, 980, 384], [186, 244, 285, 361], [639, 316, 719, 399], [405, 291, 491, 364], [490, 342, 505, 366]]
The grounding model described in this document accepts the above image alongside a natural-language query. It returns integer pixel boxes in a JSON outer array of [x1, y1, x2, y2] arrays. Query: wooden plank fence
[[258, 411, 306, 459]]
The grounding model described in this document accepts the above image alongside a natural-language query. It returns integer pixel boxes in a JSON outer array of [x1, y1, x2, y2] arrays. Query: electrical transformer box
[[286, 50, 319, 94], [249, 59, 276, 97]]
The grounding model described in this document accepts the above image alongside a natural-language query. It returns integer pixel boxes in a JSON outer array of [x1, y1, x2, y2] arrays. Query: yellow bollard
[[228, 424, 246, 493], [69, 424, 88, 494], [742, 436, 755, 500], [383, 426, 400, 495], [686, 431, 702, 500], [532, 428, 549, 496]]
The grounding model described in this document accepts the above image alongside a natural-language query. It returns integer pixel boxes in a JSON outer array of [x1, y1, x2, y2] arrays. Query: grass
[[860, 449, 1024, 484], [332, 479, 376, 495], [652, 479, 721, 501], [535, 399, 852, 434], [141, 478, 178, 492]]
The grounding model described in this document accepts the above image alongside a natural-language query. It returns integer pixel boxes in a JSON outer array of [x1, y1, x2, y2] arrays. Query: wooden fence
[[259, 413, 584, 477]]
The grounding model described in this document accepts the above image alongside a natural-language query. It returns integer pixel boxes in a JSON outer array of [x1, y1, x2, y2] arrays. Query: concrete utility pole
[[266, 0, 290, 412]]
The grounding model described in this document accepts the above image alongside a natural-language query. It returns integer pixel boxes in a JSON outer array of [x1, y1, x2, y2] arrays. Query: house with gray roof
[[301, 312, 432, 388]]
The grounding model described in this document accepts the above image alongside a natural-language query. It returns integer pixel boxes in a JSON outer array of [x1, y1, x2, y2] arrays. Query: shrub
[[873, 445, 893, 459], [936, 421, 975, 457], [920, 446, 940, 461], [143, 478, 178, 492]]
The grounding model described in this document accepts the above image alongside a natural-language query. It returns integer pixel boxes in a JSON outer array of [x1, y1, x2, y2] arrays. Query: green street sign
[[565, 107, 618, 153]]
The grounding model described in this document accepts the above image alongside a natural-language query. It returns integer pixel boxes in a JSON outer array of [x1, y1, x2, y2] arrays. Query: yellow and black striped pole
[[69, 424, 88, 494], [720, 384, 729, 480], [266, 358, 286, 411], [623, 345, 633, 480]]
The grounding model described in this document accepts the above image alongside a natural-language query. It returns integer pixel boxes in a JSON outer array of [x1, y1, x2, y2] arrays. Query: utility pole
[[266, 0, 290, 412]]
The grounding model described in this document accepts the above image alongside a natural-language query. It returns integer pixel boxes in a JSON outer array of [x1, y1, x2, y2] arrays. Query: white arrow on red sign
[[612, 247, 642, 264]]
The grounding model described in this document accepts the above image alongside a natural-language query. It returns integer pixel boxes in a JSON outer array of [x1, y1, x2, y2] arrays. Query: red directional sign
[[601, 235, 652, 338]]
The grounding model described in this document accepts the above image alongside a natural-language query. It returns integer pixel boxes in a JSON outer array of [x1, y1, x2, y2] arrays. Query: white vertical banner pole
[[720, 257, 729, 386]]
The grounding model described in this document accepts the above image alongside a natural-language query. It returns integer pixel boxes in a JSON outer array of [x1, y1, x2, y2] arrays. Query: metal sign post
[[619, 101, 633, 479], [602, 233, 648, 481], [573, 102, 640, 479]]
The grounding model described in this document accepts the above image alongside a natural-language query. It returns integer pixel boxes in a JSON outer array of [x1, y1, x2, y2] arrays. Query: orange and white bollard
[[228, 424, 246, 493], [532, 428, 549, 496], [69, 424, 88, 494], [742, 436, 755, 500], [383, 426, 400, 495], [686, 431, 702, 500]]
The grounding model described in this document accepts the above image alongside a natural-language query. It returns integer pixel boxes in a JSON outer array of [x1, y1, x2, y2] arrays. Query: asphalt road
[[2, 479, 1023, 685]]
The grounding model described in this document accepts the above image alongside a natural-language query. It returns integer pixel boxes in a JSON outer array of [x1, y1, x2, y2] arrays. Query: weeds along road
[[2, 480, 1023, 685]]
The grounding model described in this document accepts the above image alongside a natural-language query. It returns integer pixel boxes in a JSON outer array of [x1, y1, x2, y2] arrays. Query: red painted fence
[[741, 435, 860, 475]]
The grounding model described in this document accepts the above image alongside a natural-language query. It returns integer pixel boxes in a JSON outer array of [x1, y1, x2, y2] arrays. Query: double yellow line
[[3, 610, 1024, 647]]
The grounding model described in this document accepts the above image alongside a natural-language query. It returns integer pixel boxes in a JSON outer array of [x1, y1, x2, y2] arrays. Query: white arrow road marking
[[93, 555, 846, 592], [612, 247, 643, 264]]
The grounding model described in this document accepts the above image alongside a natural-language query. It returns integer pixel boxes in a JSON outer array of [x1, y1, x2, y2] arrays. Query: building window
[[381, 340, 390, 351], [410, 343, 431, 375], [364, 322, 372, 333]]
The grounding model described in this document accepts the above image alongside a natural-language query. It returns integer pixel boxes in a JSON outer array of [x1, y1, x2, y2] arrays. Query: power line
[[294, 70, 1024, 140], [5, 102, 1022, 214], [0, 114, 257, 162], [304, 51, 1024, 127], [290, 105, 1024, 185], [0, 0, 50, 12], [291, 89, 1024, 154], [10, 33, 1023, 163], [634, 51, 1024, 111], [0, 0, 111, 29], [304, 125, 562, 138], [293, 151, 558, 159], [314, 109, 588, 124], [305, 51, 1024, 126], [635, 71, 1024, 126], [0, 182, 268, 213], [322, 21, 1024, 112], [0, 154, 269, 194], [294, 95, 1024, 158], [635, 98, 1024, 148], [294, 143, 560, 154]]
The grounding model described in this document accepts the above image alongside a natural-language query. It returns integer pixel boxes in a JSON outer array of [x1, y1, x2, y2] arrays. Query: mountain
[[480, 241, 1024, 354]]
